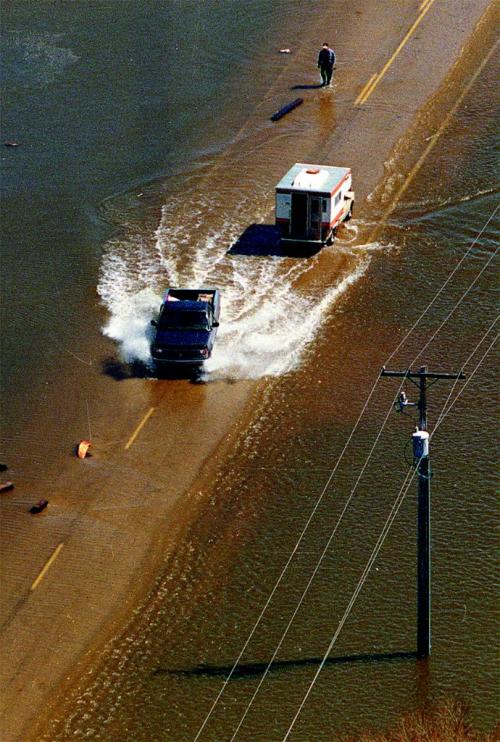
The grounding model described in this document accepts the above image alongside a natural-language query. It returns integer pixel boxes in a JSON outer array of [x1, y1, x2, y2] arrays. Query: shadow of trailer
[[228, 224, 322, 258]]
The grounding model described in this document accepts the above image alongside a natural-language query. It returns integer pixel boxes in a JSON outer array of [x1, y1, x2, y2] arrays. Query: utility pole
[[380, 365, 465, 658]]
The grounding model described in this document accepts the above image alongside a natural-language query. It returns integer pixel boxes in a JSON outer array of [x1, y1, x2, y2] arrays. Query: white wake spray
[[98, 185, 385, 378]]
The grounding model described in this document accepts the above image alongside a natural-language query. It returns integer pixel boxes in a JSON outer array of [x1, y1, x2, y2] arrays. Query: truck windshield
[[159, 310, 209, 330]]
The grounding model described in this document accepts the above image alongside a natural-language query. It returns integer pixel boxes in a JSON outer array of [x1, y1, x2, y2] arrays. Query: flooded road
[[1, 1, 497, 740], [40, 18, 498, 742]]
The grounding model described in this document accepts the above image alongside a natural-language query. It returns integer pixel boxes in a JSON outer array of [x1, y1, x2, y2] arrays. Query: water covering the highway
[[50, 31, 498, 742], [1, 2, 497, 740]]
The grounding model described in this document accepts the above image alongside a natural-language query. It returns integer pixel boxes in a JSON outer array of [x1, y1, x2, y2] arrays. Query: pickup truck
[[150, 288, 220, 366]]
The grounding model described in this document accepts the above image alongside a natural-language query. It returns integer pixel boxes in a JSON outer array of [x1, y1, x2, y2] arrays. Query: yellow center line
[[356, 73, 380, 107], [354, 73, 378, 106], [30, 542, 64, 591], [367, 39, 498, 244], [124, 406, 155, 450], [356, 0, 437, 106]]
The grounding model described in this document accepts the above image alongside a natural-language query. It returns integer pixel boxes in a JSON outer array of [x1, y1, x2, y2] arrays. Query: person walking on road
[[317, 42, 336, 86]]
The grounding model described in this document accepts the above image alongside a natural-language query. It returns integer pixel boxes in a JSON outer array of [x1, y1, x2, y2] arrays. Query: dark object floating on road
[[270, 97, 303, 122], [30, 499, 48, 514], [0, 482, 14, 493], [4, 141, 20, 147]]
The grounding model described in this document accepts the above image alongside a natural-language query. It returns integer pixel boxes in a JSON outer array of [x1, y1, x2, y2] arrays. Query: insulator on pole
[[395, 390, 416, 412]]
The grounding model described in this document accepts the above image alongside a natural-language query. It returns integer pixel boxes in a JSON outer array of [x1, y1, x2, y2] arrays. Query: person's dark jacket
[[318, 47, 336, 67]]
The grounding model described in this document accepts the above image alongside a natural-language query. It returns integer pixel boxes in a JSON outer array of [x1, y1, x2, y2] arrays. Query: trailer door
[[309, 196, 321, 240], [290, 193, 308, 239]]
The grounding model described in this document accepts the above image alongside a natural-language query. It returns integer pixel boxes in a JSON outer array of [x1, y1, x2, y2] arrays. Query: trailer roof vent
[[292, 167, 330, 190]]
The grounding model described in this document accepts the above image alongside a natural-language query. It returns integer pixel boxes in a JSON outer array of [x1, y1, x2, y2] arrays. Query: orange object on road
[[77, 440, 91, 459]]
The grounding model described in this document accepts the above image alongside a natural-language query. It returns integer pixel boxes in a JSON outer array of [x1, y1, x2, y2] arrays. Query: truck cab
[[151, 288, 220, 366]]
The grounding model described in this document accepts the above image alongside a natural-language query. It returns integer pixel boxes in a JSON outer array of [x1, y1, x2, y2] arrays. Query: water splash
[[205, 258, 369, 379], [98, 187, 382, 378]]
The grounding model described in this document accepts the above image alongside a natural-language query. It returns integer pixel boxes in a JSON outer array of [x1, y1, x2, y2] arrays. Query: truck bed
[[165, 288, 217, 306]]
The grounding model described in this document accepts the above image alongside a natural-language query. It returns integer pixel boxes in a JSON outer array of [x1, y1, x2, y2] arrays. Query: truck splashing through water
[[275, 163, 354, 246], [151, 289, 220, 366]]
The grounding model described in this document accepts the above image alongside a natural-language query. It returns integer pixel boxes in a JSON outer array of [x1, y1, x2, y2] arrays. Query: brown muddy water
[[1, 2, 498, 740], [36, 27, 499, 742]]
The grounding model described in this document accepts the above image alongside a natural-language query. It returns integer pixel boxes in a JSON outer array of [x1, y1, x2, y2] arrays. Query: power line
[[411, 246, 498, 361], [230, 457, 416, 740], [434, 315, 499, 430], [281, 328, 498, 741], [225, 223, 498, 739], [194, 206, 499, 740], [433, 330, 498, 435], [281, 464, 418, 741], [384, 206, 498, 367], [195, 354, 394, 741]]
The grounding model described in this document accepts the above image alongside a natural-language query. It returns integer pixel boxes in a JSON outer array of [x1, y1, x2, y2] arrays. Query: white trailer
[[275, 163, 354, 245]]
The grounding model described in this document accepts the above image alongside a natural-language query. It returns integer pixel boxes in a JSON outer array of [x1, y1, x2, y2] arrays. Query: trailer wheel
[[325, 227, 336, 246]]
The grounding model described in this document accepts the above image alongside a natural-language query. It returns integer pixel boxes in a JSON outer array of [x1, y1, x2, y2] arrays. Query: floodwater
[[1, 0, 327, 469], [1, 2, 498, 740]]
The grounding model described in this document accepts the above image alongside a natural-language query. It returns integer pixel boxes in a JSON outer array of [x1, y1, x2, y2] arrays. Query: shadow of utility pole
[[152, 650, 417, 680]]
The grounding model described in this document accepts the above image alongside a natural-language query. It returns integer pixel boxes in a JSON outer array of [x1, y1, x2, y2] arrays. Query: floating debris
[[0, 482, 14, 494], [270, 97, 303, 122], [77, 440, 91, 459], [30, 499, 48, 514]]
